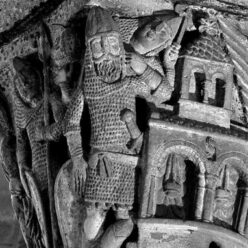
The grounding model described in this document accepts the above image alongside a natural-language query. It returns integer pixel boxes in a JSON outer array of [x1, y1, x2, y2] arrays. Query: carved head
[[156, 154, 186, 207], [163, 154, 186, 198], [130, 15, 182, 56], [205, 136, 217, 161], [85, 7, 124, 84], [13, 57, 42, 108]]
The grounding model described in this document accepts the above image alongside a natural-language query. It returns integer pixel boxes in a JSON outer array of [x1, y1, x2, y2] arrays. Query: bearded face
[[90, 34, 123, 84]]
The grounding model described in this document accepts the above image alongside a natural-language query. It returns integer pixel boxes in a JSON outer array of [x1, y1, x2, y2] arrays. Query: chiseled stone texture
[[87, 0, 173, 16], [0, 0, 48, 32]]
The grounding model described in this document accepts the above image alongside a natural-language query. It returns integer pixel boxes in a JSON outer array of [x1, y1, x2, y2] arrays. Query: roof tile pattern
[[181, 33, 232, 64]]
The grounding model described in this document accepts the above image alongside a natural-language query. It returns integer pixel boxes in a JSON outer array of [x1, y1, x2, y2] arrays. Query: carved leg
[[84, 205, 107, 241], [55, 160, 85, 248], [100, 207, 134, 248]]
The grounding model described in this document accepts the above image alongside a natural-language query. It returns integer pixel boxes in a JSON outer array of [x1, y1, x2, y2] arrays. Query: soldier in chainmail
[[12, 56, 65, 247], [130, 13, 182, 90], [54, 6, 180, 247], [0, 90, 45, 248]]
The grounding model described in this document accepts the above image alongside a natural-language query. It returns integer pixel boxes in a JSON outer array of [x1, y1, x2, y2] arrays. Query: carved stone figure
[[3, 2, 248, 248], [0, 94, 30, 246], [12, 55, 64, 248], [0, 83, 47, 248], [156, 153, 186, 219], [213, 165, 239, 228], [54, 6, 180, 248], [130, 14, 182, 96]]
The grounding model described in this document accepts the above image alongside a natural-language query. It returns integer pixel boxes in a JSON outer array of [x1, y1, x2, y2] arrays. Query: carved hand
[[53, 67, 67, 85], [72, 155, 87, 197], [34, 123, 46, 141], [163, 43, 181, 69], [125, 52, 147, 75]]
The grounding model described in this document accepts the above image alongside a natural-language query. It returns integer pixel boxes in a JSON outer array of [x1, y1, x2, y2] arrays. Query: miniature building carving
[[177, 30, 234, 128], [1, 1, 248, 248]]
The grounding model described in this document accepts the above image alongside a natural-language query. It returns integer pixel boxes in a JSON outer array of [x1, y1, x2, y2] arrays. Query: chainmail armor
[[0, 101, 19, 180], [85, 155, 135, 206], [63, 45, 172, 205], [14, 90, 48, 191]]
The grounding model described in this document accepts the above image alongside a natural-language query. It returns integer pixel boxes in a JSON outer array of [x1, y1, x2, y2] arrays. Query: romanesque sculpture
[[2, 1, 248, 248], [156, 153, 186, 219], [213, 164, 239, 228], [130, 13, 182, 90], [53, 6, 181, 248], [12, 55, 65, 248], [12, 56, 48, 248], [0, 93, 31, 246]]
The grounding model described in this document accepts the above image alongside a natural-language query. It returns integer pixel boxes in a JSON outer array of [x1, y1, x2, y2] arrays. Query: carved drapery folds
[[1, 2, 248, 248]]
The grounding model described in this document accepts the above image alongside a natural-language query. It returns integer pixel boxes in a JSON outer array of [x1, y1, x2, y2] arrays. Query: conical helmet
[[85, 6, 119, 43], [130, 13, 182, 55]]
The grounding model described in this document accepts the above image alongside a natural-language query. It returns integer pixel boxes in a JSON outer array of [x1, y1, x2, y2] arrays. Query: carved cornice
[[173, 0, 248, 18], [0, 0, 66, 47]]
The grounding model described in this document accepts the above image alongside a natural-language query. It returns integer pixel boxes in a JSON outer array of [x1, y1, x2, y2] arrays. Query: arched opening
[[209, 241, 221, 248], [209, 73, 226, 107], [155, 154, 199, 220], [188, 68, 206, 103], [184, 160, 198, 220], [215, 78, 226, 107], [147, 143, 206, 220], [194, 72, 206, 103]]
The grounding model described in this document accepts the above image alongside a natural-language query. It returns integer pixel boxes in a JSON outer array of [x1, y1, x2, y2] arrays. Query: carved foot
[[100, 218, 134, 248], [84, 207, 106, 241]]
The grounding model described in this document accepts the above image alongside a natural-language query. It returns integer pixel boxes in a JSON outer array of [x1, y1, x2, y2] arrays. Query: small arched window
[[189, 68, 205, 103], [210, 73, 226, 107]]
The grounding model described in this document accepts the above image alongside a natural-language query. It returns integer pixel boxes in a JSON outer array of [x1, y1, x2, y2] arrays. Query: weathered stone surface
[[138, 219, 248, 248], [1, 2, 248, 248], [0, 0, 48, 32]]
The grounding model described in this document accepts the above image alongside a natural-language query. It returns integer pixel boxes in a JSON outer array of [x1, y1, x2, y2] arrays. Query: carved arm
[[129, 52, 174, 104], [62, 89, 84, 159], [138, 65, 173, 104]]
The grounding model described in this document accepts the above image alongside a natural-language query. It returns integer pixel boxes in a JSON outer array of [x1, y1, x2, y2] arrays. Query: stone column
[[224, 68, 233, 110], [195, 172, 205, 220], [203, 80, 211, 104], [202, 173, 218, 222], [181, 59, 191, 100]]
